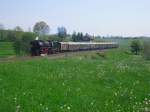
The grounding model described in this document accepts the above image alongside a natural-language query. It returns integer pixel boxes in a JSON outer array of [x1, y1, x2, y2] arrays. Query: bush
[[13, 32, 36, 55], [47, 35, 63, 41], [21, 32, 36, 54], [85, 52, 107, 60], [0, 30, 24, 41], [130, 40, 142, 55], [8, 31, 23, 41], [143, 41, 150, 60], [90, 54, 99, 60], [96, 52, 107, 58], [13, 39, 22, 55]]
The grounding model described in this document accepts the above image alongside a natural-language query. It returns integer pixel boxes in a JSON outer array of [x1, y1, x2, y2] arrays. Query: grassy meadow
[[0, 39, 150, 112], [0, 42, 15, 58]]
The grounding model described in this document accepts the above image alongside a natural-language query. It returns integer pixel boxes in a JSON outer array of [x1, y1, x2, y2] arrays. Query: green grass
[[0, 42, 15, 57], [0, 46, 150, 112]]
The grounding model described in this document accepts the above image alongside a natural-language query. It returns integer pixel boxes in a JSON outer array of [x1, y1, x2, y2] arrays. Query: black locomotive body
[[30, 40, 60, 56], [30, 40, 119, 56]]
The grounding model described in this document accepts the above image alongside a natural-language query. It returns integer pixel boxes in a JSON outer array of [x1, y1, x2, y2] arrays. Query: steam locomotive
[[30, 40, 118, 56]]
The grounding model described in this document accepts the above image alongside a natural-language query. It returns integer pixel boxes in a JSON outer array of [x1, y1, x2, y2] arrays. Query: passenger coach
[[60, 42, 118, 51]]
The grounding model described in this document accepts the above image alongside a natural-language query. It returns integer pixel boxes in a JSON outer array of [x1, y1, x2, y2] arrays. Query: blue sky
[[0, 0, 150, 36]]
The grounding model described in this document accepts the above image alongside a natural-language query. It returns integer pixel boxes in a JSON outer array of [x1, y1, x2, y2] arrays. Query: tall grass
[[0, 42, 15, 57], [0, 48, 150, 112]]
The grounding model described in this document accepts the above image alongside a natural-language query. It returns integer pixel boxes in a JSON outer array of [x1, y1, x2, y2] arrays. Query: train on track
[[30, 40, 119, 56]]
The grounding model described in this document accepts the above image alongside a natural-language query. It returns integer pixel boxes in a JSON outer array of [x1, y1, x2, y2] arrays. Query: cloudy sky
[[0, 0, 150, 36]]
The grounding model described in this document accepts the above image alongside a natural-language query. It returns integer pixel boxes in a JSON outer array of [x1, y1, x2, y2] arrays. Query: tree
[[7, 31, 17, 41], [57, 27, 67, 38], [77, 32, 83, 41], [0, 30, 7, 41], [72, 32, 85, 42], [33, 21, 50, 36], [21, 32, 36, 54], [13, 32, 36, 55], [83, 33, 91, 41], [13, 39, 22, 55], [130, 40, 142, 55], [14, 26, 23, 32], [143, 41, 150, 60], [72, 32, 77, 42]]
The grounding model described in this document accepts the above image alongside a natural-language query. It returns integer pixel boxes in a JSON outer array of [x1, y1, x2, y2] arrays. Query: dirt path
[[0, 50, 103, 63]]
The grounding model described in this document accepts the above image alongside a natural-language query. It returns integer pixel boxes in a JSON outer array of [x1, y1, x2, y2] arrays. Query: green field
[[0, 39, 150, 112], [0, 42, 150, 112], [0, 42, 15, 58]]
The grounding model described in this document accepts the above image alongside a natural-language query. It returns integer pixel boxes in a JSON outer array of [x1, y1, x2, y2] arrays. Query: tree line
[[0, 21, 93, 42], [0, 21, 93, 55]]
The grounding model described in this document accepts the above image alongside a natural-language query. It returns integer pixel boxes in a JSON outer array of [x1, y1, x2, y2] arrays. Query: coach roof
[[60, 42, 117, 45]]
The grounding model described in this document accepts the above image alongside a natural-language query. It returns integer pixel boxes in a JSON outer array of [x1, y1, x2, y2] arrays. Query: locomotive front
[[30, 40, 61, 56]]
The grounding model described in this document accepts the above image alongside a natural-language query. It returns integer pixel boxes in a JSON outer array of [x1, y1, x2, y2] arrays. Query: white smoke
[[35, 37, 39, 40]]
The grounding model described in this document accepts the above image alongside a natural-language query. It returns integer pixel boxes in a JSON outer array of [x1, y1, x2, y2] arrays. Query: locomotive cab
[[51, 41, 61, 53], [30, 40, 52, 56]]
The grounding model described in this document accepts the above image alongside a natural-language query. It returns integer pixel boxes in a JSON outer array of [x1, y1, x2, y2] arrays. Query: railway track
[[0, 50, 104, 63]]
